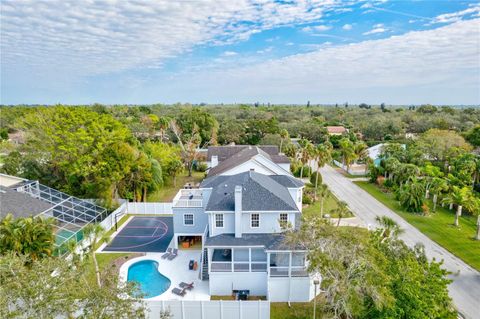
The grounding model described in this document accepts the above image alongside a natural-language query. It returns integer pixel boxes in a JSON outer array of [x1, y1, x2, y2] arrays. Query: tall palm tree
[[334, 201, 349, 227], [298, 139, 314, 179], [339, 138, 356, 172], [313, 143, 332, 199], [83, 223, 106, 288], [396, 179, 425, 213], [429, 177, 448, 212], [353, 142, 368, 165], [383, 157, 400, 180], [442, 186, 472, 227], [279, 129, 289, 154], [318, 184, 330, 217]]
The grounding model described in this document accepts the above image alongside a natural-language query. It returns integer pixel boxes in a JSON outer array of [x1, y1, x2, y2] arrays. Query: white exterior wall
[[209, 272, 268, 296], [278, 163, 291, 172], [241, 212, 297, 234], [208, 211, 297, 235], [288, 188, 302, 211], [268, 276, 316, 302], [209, 212, 235, 236]]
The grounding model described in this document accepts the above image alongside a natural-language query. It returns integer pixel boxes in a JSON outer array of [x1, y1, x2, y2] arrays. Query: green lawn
[[303, 194, 353, 218], [271, 302, 317, 319], [354, 181, 480, 271], [147, 171, 205, 202]]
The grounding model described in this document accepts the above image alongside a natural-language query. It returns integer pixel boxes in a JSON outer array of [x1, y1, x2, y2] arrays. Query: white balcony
[[173, 189, 203, 208]]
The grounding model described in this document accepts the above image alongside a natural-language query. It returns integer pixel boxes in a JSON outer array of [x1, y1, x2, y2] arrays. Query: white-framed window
[[279, 213, 288, 226], [215, 214, 224, 228], [184, 214, 194, 226], [251, 213, 260, 228]]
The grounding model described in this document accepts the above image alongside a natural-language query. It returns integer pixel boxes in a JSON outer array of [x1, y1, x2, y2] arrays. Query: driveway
[[319, 165, 480, 319]]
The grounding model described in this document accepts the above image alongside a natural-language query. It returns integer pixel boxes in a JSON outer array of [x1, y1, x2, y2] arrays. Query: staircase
[[201, 248, 209, 280]]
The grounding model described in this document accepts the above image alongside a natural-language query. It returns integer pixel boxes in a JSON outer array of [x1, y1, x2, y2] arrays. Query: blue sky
[[1, 0, 479, 105]]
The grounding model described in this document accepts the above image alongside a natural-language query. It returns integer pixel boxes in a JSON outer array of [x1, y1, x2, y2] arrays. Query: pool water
[[127, 260, 171, 298]]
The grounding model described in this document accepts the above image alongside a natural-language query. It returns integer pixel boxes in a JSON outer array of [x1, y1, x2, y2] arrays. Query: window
[[279, 213, 288, 226], [215, 214, 224, 228], [251, 213, 260, 228], [184, 214, 194, 226]]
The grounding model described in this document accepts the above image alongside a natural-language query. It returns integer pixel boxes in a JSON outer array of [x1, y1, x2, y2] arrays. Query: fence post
[[181, 300, 185, 319], [239, 300, 242, 319], [258, 300, 261, 319], [220, 300, 223, 319], [200, 300, 204, 319]]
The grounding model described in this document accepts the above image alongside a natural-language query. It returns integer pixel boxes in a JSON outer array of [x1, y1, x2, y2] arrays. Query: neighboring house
[[0, 173, 107, 253], [368, 143, 406, 166], [326, 126, 348, 136], [206, 145, 291, 176], [172, 147, 318, 302]]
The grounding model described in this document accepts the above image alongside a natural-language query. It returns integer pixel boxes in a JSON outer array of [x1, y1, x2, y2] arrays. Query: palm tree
[[383, 157, 400, 180], [353, 142, 368, 165], [0, 214, 54, 261], [476, 215, 480, 241], [442, 186, 472, 227], [83, 223, 106, 288], [279, 129, 289, 154], [298, 139, 314, 179], [375, 216, 404, 239], [429, 177, 448, 212], [396, 179, 425, 213], [339, 138, 356, 172], [313, 144, 332, 199], [318, 184, 330, 217], [334, 201, 349, 227]]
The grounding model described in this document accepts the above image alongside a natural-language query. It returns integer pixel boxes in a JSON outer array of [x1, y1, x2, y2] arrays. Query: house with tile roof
[[171, 146, 318, 302]]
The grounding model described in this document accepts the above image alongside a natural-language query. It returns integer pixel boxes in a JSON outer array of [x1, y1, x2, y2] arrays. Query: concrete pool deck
[[119, 250, 210, 301]]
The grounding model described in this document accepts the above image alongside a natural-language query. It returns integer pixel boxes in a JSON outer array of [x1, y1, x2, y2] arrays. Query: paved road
[[320, 165, 480, 319]]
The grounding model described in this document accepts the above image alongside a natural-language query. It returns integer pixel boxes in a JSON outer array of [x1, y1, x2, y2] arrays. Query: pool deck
[[119, 250, 210, 301]]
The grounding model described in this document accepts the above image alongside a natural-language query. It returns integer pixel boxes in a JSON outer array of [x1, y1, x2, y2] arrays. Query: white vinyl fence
[[99, 202, 128, 232], [146, 300, 270, 319], [126, 202, 173, 215]]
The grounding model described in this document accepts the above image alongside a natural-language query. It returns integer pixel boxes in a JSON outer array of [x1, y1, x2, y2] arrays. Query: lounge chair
[[172, 287, 186, 297], [167, 248, 178, 260], [161, 248, 172, 259], [179, 282, 194, 290]]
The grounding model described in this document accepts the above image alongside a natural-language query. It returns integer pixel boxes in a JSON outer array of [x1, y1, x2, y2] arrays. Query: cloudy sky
[[1, 0, 479, 105]]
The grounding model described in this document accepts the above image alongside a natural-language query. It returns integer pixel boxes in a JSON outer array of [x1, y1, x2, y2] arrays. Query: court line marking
[[105, 218, 171, 250]]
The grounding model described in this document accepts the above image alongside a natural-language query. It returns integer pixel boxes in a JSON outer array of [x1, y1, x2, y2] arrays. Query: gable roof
[[207, 145, 280, 162], [207, 146, 289, 176], [201, 171, 301, 212]]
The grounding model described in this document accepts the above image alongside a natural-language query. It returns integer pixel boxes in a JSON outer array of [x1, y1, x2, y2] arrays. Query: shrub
[[195, 162, 208, 172], [302, 192, 313, 205], [310, 171, 322, 186], [383, 179, 394, 188]]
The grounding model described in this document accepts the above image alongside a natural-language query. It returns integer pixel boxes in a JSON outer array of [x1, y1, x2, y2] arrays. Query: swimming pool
[[127, 260, 171, 298]]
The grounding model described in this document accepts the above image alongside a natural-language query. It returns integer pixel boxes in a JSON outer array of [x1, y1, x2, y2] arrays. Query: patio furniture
[[179, 282, 194, 290], [234, 290, 250, 300], [161, 248, 172, 259], [189, 260, 194, 270], [167, 248, 178, 260], [172, 287, 187, 297]]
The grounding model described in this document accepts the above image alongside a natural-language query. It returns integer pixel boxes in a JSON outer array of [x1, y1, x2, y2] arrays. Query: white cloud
[[222, 51, 238, 56], [160, 19, 479, 104], [1, 0, 356, 79], [430, 4, 480, 24], [342, 24, 353, 30], [303, 25, 332, 33], [256, 46, 274, 54], [363, 25, 387, 35]]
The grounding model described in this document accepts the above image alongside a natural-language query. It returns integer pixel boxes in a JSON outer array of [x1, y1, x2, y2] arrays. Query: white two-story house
[[172, 146, 318, 302]]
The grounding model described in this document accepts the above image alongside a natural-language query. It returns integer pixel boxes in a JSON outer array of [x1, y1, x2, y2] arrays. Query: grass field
[[302, 193, 353, 219], [354, 181, 480, 271], [270, 302, 319, 319], [147, 171, 205, 202]]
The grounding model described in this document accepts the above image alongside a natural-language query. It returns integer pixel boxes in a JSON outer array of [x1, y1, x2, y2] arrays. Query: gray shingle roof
[[207, 145, 280, 162], [201, 171, 300, 212], [204, 233, 305, 250], [207, 146, 290, 177], [0, 186, 53, 219]]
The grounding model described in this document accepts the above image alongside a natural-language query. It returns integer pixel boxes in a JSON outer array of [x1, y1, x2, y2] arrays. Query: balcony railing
[[211, 262, 231, 272], [211, 261, 268, 273], [270, 266, 308, 277], [173, 189, 203, 207]]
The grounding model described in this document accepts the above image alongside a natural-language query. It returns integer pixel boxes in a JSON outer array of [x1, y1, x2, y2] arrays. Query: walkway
[[319, 165, 480, 319]]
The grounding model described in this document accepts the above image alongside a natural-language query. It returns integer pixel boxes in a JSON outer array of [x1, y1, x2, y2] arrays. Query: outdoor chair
[[161, 247, 173, 259], [172, 287, 186, 297], [179, 282, 194, 290], [167, 248, 178, 260]]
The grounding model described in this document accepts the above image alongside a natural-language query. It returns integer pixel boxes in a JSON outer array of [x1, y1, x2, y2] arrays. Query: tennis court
[[103, 216, 173, 253]]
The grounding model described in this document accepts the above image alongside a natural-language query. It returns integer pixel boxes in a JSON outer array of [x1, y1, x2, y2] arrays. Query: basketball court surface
[[103, 216, 173, 253]]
